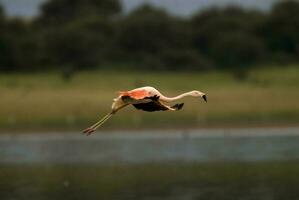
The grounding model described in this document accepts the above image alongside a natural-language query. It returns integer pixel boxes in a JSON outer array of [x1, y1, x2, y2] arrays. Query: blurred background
[[0, 0, 299, 199]]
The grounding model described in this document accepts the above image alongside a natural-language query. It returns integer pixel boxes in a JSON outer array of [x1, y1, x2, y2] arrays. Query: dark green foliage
[[210, 32, 265, 68], [260, 0, 299, 62], [34, 0, 120, 70], [40, 17, 115, 70], [2, 19, 39, 71], [0, 4, 4, 22], [191, 6, 266, 68], [118, 5, 190, 54], [159, 49, 212, 71], [0, 40, 12, 71], [0, 4, 8, 70], [0, 5, 38, 72], [116, 5, 201, 70], [35, 0, 121, 27], [0, 0, 298, 75]]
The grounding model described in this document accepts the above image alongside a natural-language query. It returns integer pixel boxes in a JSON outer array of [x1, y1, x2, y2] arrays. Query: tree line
[[0, 0, 298, 74]]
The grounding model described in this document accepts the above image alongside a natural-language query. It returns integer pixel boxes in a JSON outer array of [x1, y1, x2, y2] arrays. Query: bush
[[39, 17, 116, 70], [260, 0, 299, 61], [210, 31, 266, 69], [159, 49, 213, 71], [191, 6, 267, 71], [116, 5, 193, 70]]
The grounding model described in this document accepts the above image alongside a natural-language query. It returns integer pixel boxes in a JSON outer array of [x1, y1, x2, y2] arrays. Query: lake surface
[[1, 127, 299, 164], [1, 127, 299, 200]]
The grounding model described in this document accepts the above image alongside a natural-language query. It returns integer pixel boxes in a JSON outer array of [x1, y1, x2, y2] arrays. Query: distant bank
[[1, 0, 277, 17], [0, 66, 298, 131]]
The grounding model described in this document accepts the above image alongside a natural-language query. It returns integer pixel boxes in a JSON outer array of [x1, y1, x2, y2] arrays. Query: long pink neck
[[159, 92, 193, 103]]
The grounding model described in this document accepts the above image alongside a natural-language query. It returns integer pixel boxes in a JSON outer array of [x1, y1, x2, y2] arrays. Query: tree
[[0, 3, 4, 23], [35, 0, 121, 27], [34, 0, 121, 70], [0, 16, 39, 72], [118, 5, 188, 54], [42, 16, 115, 70], [0, 4, 10, 71], [261, 0, 299, 61], [210, 31, 265, 79], [116, 5, 207, 70], [191, 6, 266, 70]]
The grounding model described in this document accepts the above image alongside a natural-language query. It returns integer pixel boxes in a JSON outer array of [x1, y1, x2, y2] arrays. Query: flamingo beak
[[202, 94, 207, 102]]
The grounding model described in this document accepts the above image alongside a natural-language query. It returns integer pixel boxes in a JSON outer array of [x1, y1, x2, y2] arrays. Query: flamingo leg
[[92, 113, 113, 130], [82, 104, 128, 136], [83, 112, 113, 135]]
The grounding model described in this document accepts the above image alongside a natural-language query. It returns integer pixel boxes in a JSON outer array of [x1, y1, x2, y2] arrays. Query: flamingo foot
[[83, 127, 95, 136]]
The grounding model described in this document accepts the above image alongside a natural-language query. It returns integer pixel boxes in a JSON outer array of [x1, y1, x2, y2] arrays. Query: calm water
[[1, 128, 299, 200]]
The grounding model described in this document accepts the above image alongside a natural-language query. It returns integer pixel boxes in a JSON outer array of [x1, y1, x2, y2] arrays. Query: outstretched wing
[[132, 95, 184, 112], [133, 101, 169, 112]]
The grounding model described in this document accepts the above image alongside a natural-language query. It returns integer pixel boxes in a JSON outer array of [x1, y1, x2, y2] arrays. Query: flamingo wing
[[132, 95, 184, 112], [119, 89, 149, 100], [119, 90, 184, 112], [132, 100, 168, 112]]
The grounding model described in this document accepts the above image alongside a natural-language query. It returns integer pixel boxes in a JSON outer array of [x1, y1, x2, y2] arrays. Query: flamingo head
[[190, 90, 207, 102]]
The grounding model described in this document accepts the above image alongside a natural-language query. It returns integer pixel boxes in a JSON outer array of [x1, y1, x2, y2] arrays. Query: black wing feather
[[133, 101, 168, 112], [132, 95, 184, 112], [132, 95, 167, 112]]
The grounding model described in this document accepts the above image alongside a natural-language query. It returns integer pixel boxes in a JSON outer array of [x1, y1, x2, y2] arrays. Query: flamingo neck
[[160, 91, 193, 102]]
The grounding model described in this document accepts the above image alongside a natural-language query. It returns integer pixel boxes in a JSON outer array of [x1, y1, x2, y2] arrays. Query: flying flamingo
[[83, 86, 207, 135]]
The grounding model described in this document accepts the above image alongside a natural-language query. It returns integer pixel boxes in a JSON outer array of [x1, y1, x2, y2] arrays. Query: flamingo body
[[83, 86, 207, 135]]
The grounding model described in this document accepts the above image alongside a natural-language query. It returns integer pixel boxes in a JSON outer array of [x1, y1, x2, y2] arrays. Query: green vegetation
[[2, 162, 299, 199], [1, 0, 299, 74], [0, 65, 298, 131]]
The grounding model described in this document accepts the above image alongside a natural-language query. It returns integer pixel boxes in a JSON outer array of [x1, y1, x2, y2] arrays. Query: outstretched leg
[[83, 112, 114, 136]]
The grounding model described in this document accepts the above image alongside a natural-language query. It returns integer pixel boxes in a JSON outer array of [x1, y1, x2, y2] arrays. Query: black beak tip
[[202, 94, 207, 102]]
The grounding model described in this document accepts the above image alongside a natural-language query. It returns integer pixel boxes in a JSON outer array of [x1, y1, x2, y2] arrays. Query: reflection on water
[[1, 128, 299, 200], [1, 162, 299, 200]]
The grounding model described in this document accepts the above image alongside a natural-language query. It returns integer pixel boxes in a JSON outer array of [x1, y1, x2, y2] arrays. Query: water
[[1, 128, 299, 200]]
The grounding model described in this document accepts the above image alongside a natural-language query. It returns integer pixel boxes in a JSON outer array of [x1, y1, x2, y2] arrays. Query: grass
[[1, 162, 299, 199], [0, 64, 299, 132]]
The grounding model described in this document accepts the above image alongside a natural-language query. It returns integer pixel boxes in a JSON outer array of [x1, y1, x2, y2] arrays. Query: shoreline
[[0, 122, 298, 134]]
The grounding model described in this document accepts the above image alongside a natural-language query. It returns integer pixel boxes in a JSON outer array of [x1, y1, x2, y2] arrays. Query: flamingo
[[83, 86, 207, 135]]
